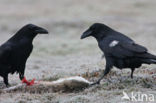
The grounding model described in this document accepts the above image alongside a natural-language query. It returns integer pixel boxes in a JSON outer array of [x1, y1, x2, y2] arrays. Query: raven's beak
[[81, 30, 92, 39], [35, 27, 48, 34]]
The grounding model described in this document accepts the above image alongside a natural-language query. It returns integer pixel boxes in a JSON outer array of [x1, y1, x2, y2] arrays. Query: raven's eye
[[27, 25, 37, 30], [90, 26, 95, 31], [29, 27, 37, 31]]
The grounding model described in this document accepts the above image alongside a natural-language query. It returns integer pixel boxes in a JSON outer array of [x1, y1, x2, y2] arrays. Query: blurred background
[[0, 0, 156, 103]]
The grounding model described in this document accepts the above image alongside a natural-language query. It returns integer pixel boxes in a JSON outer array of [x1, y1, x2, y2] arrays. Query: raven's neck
[[93, 32, 107, 41], [94, 29, 116, 41], [9, 31, 37, 43]]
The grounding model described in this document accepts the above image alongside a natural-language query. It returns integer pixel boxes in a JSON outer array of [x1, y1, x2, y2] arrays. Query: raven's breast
[[9, 44, 33, 72]]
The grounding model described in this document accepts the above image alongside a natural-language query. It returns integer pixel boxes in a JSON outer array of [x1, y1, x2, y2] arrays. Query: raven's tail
[[137, 53, 156, 64], [137, 53, 156, 59], [141, 59, 156, 64]]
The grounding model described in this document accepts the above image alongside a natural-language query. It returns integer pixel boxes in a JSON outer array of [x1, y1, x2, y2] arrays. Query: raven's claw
[[90, 81, 100, 86]]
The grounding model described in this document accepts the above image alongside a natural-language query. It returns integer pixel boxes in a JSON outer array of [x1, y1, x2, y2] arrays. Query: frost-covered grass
[[0, 0, 156, 103]]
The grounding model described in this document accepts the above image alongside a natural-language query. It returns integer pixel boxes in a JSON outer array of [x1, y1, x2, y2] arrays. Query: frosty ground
[[0, 0, 156, 103]]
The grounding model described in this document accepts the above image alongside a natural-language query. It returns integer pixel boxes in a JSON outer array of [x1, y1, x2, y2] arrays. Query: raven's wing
[[121, 43, 147, 53], [109, 42, 147, 58], [0, 45, 12, 63]]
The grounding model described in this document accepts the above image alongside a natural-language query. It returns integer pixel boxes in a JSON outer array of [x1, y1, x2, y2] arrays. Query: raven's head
[[10, 24, 48, 41], [15, 24, 48, 39], [81, 23, 112, 40], [25, 24, 48, 34]]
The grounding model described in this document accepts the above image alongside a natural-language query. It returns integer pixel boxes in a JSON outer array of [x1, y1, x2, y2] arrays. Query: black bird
[[81, 23, 156, 85], [0, 24, 48, 86]]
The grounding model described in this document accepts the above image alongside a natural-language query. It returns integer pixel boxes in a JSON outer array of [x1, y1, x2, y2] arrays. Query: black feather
[[81, 23, 156, 84], [0, 24, 48, 86]]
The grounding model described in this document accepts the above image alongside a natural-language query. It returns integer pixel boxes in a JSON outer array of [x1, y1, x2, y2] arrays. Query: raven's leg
[[19, 65, 25, 80], [3, 74, 9, 87], [131, 68, 135, 79], [91, 61, 113, 85], [19, 72, 24, 80]]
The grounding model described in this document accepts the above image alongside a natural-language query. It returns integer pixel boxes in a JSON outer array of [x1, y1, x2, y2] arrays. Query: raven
[[81, 23, 156, 85], [0, 24, 48, 86]]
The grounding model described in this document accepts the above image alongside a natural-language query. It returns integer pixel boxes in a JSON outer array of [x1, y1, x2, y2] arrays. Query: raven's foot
[[90, 80, 101, 86], [106, 78, 112, 83], [6, 84, 11, 88]]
